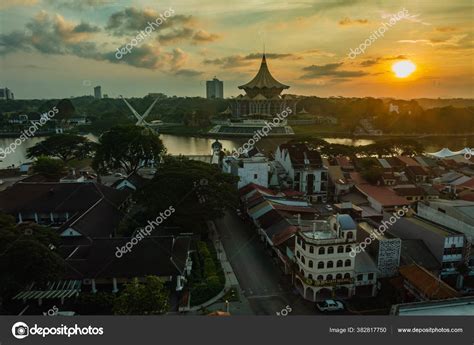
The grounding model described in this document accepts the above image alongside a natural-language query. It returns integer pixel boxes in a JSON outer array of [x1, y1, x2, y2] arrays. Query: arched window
[[347, 232, 353, 239], [301, 257, 306, 264], [296, 251, 300, 258], [317, 275, 324, 281], [345, 245, 352, 252], [337, 246, 344, 253], [318, 261, 324, 269], [309, 246, 314, 254], [308, 274, 313, 280], [302, 243, 306, 250], [337, 260, 343, 267], [345, 259, 351, 267], [326, 274, 333, 280], [328, 246, 334, 254], [344, 273, 351, 279], [319, 247, 325, 255], [327, 261, 334, 268], [308, 260, 313, 268], [336, 273, 342, 279]]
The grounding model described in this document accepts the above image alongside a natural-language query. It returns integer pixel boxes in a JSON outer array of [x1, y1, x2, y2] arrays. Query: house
[[0, 182, 129, 227], [398, 264, 460, 302], [274, 143, 328, 202], [393, 186, 425, 202], [111, 172, 149, 191], [355, 184, 411, 213], [222, 153, 269, 189], [388, 214, 466, 276], [327, 165, 351, 197], [405, 165, 429, 183]]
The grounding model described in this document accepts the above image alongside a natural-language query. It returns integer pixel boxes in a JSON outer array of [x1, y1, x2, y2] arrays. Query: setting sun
[[392, 60, 416, 78]]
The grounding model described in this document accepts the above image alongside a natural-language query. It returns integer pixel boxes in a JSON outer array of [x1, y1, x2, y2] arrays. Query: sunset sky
[[1, 0, 473, 99]]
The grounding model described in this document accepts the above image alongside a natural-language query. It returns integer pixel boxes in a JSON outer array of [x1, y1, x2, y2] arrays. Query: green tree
[[134, 156, 238, 231], [27, 134, 95, 162], [113, 276, 169, 315], [31, 156, 66, 178], [0, 214, 64, 303], [92, 125, 165, 175]]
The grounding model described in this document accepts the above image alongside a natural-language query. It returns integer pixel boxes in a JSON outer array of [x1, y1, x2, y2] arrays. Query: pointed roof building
[[238, 54, 289, 98]]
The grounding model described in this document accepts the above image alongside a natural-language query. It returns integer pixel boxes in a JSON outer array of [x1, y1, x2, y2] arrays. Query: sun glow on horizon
[[392, 60, 417, 78]]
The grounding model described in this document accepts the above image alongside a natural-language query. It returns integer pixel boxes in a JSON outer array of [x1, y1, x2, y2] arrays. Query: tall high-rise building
[[0, 87, 14, 100], [94, 86, 102, 99], [206, 77, 223, 99]]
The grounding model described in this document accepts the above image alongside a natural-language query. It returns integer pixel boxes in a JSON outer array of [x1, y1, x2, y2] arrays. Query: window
[[328, 246, 334, 254], [347, 232, 353, 239], [308, 274, 313, 280], [345, 259, 351, 267], [368, 273, 374, 280], [319, 247, 325, 255], [309, 260, 313, 268], [318, 261, 324, 269], [337, 246, 344, 253], [357, 274, 363, 281], [302, 243, 306, 250], [254, 174, 258, 179], [344, 273, 351, 279], [309, 246, 314, 254], [301, 257, 306, 264], [336, 260, 343, 267], [327, 261, 334, 268], [336, 274, 342, 279], [317, 275, 324, 281], [326, 274, 333, 280], [345, 245, 352, 252], [296, 251, 300, 258]]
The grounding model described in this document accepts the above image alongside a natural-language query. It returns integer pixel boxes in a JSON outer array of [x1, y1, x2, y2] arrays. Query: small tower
[[211, 139, 223, 155]]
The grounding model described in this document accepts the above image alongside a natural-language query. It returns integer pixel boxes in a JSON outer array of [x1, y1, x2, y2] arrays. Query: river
[[0, 134, 472, 169]]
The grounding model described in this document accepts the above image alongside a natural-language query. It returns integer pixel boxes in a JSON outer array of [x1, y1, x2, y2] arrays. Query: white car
[[316, 299, 344, 312], [325, 204, 333, 211]]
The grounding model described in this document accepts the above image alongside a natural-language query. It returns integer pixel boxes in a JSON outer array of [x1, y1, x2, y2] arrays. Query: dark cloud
[[360, 55, 407, 67], [106, 7, 191, 36], [300, 62, 368, 79], [73, 22, 101, 33], [203, 52, 298, 68]]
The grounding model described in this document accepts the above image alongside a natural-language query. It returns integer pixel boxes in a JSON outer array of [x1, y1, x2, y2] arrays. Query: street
[[214, 210, 318, 315]]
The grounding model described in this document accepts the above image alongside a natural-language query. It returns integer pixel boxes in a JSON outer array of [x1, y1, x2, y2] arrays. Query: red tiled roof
[[356, 184, 411, 206], [459, 178, 474, 189], [399, 264, 460, 300], [239, 183, 276, 197], [397, 156, 420, 167], [406, 165, 429, 176], [281, 189, 305, 197]]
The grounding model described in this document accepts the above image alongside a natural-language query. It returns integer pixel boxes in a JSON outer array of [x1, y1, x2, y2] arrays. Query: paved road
[[214, 210, 317, 315]]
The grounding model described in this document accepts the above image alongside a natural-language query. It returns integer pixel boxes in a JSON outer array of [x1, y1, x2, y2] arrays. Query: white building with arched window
[[293, 214, 376, 301]]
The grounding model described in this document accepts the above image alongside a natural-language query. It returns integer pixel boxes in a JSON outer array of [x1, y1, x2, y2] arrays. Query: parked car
[[325, 204, 333, 211], [316, 299, 344, 312]]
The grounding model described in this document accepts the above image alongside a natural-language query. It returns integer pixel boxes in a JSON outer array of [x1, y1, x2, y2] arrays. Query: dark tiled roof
[[63, 236, 191, 279], [279, 143, 322, 169], [0, 182, 128, 213]]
